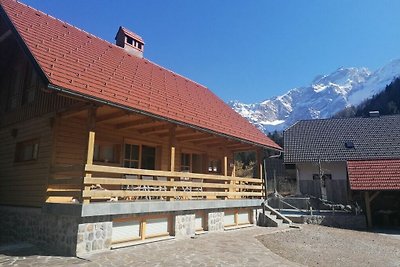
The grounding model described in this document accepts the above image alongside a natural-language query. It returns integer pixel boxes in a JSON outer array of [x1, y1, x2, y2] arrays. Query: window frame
[[123, 143, 157, 170], [14, 138, 40, 163], [93, 142, 121, 164]]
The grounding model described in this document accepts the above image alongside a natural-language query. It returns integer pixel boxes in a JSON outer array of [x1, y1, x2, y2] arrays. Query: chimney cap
[[115, 26, 144, 44]]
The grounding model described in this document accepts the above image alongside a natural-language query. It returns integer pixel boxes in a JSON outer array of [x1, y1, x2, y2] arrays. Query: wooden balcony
[[82, 164, 263, 203]]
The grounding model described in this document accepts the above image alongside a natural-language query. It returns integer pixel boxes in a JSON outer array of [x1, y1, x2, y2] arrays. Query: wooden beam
[[364, 191, 373, 228], [192, 136, 220, 145], [177, 133, 208, 142], [158, 128, 195, 138], [58, 102, 91, 119], [116, 117, 155, 130], [138, 123, 171, 134], [84, 164, 263, 183], [96, 110, 127, 123], [84, 177, 261, 190], [0, 29, 11, 44], [175, 129, 197, 136]]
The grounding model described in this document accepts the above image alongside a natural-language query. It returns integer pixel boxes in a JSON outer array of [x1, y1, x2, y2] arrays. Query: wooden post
[[86, 131, 95, 165], [141, 220, 147, 240], [83, 106, 96, 204], [224, 156, 228, 176], [224, 154, 230, 199], [170, 147, 175, 172], [364, 191, 372, 228], [169, 126, 176, 201], [257, 149, 264, 199]]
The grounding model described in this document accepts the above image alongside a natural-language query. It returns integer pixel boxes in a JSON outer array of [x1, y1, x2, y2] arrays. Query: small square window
[[15, 139, 39, 162]]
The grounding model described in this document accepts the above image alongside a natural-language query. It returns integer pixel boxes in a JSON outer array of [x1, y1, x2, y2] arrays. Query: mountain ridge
[[229, 59, 400, 133]]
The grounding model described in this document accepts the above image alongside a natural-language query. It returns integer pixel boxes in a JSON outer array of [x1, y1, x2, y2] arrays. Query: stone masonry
[[0, 205, 79, 256], [76, 222, 113, 255], [207, 211, 224, 232], [174, 213, 195, 238]]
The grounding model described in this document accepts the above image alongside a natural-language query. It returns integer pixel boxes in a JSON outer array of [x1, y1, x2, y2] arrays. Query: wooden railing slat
[[85, 164, 262, 184], [84, 177, 262, 190]]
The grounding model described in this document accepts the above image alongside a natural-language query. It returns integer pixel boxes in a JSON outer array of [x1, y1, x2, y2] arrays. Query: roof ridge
[[295, 113, 400, 124], [14, 0, 121, 52]]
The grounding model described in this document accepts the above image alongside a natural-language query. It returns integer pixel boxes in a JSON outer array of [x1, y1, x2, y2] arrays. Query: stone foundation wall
[[303, 214, 367, 229], [0, 206, 79, 256], [1, 204, 259, 256]]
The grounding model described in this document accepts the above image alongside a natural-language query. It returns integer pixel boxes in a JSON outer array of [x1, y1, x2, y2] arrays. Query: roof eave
[[47, 83, 282, 152]]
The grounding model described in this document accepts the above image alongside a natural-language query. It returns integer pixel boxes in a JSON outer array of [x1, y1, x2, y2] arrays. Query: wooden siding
[[0, 115, 53, 207]]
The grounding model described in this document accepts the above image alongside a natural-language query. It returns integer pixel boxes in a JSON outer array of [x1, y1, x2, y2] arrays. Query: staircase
[[261, 202, 292, 227]]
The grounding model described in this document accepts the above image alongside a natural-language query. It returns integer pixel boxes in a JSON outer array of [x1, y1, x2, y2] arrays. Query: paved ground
[[0, 226, 301, 267], [258, 224, 400, 267]]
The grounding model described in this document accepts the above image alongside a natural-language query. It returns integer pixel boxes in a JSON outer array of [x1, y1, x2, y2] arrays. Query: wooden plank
[[138, 123, 171, 134], [84, 164, 263, 183], [84, 177, 262, 190], [96, 110, 127, 123], [177, 134, 208, 142], [50, 164, 85, 174], [58, 103, 90, 119], [116, 117, 155, 130], [83, 189, 262, 198]]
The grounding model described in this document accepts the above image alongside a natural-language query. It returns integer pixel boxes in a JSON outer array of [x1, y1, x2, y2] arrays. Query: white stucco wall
[[295, 161, 349, 204], [296, 161, 348, 181]]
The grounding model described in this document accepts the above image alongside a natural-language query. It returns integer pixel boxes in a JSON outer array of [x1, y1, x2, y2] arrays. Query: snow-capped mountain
[[229, 59, 400, 133]]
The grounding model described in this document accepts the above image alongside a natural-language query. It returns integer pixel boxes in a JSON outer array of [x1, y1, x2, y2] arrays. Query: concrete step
[[264, 213, 284, 227]]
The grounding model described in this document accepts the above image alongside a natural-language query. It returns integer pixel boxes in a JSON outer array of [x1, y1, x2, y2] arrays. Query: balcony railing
[[82, 164, 263, 203]]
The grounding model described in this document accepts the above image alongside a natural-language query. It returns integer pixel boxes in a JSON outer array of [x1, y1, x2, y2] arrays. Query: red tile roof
[[347, 160, 400, 190], [0, 0, 280, 150]]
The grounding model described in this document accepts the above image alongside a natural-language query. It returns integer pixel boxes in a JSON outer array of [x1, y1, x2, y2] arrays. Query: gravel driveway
[[257, 224, 400, 267]]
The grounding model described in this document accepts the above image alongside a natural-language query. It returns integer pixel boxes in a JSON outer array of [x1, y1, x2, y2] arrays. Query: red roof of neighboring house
[[0, 0, 280, 150], [347, 160, 400, 190]]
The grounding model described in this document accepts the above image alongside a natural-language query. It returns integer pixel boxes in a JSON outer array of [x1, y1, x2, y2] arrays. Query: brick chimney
[[115, 26, 144, 58]]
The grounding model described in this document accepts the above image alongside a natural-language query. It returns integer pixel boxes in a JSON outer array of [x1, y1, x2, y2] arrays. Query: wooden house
[[284, 114, 400, 228], [0, 0, 281, 255]]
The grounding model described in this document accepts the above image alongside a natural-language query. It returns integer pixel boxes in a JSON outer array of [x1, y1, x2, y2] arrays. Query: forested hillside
[[334, 78, 400, 118]]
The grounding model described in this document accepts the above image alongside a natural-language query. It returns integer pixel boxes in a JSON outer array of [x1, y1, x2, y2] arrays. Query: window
[[124, 144, 139, 168], [312, 174, 332, 180], [124, 144, 156, 170], [208, 159, 221, 173], [126, 36, 134, 45], [15, 139, 39, 162], [93, 143, 120, 163], [141, 145, 156, 170], [181, 153, 191, 172], [180, 153, 202, 173]]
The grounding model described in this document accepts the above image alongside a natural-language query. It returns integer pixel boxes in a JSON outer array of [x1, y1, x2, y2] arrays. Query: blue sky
[[22, 0, 400, 103]]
